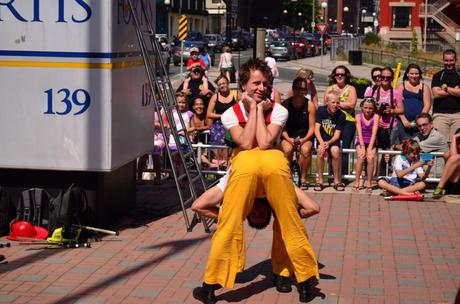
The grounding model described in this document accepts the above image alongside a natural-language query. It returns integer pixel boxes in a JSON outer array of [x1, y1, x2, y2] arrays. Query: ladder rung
[[178, 172, 188, 181], [184, 197, 194, 207], [191, 175, 202, 184]]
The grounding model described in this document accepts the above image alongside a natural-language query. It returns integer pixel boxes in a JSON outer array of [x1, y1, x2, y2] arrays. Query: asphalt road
[[169, 49, 330, 88]]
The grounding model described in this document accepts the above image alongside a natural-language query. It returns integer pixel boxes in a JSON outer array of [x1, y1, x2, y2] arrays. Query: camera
[[376, 102, 387, 114]]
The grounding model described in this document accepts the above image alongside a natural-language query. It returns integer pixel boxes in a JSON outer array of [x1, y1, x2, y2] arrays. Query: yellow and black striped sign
[[178, 15, 188, 41]]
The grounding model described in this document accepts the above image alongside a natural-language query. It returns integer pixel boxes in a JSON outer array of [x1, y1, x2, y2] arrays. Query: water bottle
[[291, 149, 301, 187]]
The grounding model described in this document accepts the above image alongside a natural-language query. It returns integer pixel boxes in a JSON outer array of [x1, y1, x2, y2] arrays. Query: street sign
[[316, 22, 328, 34], [311, 21, 315, 28], [178, 15, 188, 41]]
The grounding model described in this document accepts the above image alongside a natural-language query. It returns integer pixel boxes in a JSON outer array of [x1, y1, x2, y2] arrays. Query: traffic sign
[[178, 15, 187, 41], [316, 22, 328, 34]]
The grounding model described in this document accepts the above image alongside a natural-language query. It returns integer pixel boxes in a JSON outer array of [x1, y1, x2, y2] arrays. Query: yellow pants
[[203, 148, 319, 288]]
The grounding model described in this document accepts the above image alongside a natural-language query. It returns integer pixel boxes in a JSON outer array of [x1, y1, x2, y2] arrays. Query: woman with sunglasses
[[285, 68, 319, 108], [364, 67, 382, 96], [326, 65, 357, 177], [396, 63, 432, 141], [365, 67, 404, 175]]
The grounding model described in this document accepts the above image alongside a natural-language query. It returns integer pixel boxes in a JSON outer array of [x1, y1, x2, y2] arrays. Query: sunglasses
[[335, 73, 345, 77], [372, 75, 381, 80], [381, 76, 392, 81]]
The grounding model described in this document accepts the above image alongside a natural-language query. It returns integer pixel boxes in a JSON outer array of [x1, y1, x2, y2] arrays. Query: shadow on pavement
[[51, 236, 208, 304]]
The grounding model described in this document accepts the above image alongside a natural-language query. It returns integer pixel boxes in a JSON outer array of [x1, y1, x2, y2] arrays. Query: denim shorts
[[388, 177, 415, 188]]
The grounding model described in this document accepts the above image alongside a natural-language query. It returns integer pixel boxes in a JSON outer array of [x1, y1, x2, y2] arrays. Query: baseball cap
[[190, 47, 199, 54]]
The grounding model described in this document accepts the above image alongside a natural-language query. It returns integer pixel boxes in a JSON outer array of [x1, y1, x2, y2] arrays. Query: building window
[[392, 7, 411, 28], [212, 0, 220, 3]]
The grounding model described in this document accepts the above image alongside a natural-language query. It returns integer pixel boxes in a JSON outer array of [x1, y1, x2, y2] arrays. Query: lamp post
[[321, 2, 327, 24], [342, 6, 349, 35], [360, 8, 367, 34]]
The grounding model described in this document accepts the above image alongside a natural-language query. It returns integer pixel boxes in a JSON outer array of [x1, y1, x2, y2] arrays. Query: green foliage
[[387, 42, 397, 51], [410, 32, 419, 56], [351, 77, 372, 86], [364, 32, 380, 45]]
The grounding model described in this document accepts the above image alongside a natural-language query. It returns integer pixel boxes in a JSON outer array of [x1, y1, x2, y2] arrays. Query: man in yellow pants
[[193, 58, 319, 303]]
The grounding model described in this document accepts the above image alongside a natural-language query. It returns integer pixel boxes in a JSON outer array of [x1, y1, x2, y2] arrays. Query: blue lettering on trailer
[[0, 0, 92, 23]]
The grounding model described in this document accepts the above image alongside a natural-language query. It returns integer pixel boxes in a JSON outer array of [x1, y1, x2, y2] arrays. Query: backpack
[[48, 184, 95, 238], [16, 188, 51, 228], [0, 187, 15, 236]]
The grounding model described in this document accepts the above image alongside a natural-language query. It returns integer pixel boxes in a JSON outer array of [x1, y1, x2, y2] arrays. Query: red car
[[285, 36, 314, 58]]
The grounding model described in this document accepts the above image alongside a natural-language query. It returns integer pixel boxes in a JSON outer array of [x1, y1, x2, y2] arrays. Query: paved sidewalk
[[1, 180, 459, 303]]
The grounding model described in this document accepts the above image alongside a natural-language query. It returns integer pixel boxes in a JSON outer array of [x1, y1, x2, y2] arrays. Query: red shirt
[[186, 58, 206, 70]]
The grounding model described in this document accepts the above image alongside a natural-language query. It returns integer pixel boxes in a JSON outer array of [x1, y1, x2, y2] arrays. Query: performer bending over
[[193, 58, 319, 304]]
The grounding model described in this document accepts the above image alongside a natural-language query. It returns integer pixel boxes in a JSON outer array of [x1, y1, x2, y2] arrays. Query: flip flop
[[365, 187, 373, 193], [333, 183, 345, 191], [352, 186, 361, 192], [300, 181, 309, 190], [313, 183, 323, 191]]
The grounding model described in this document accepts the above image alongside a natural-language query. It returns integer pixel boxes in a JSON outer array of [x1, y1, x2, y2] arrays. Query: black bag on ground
[[16, 188, 51, 228], [48, 184, 96, 237], [0, 187, 15, 236]]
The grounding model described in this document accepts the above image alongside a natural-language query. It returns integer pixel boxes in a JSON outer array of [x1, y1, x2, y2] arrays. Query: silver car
[[269, 40, 295, 61], [204, 34, 224, 52]]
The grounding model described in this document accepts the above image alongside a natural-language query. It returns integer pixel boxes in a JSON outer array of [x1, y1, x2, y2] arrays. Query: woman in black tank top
[[281, 78, 317, 190]]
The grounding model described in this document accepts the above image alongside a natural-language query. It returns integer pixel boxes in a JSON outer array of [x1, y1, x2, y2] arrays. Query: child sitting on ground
[[314, 91, 345, 191], [378, 139, 433, 196]]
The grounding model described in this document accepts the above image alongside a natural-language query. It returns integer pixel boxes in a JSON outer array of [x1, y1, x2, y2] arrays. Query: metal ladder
[[127, 0, 211, 232]]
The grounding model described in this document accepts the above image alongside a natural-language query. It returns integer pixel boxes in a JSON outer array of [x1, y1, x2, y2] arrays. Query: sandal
[[352, 185, 361, 192], [313, 183, 324, 191], [365, 187, 373, 193], [432, 187, 444, 199], [300, 181, 309, 190], [333, 183, 345, 192]]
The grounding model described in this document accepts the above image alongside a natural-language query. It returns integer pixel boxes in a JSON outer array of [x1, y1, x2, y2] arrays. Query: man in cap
[[177, 65, 215, 108]]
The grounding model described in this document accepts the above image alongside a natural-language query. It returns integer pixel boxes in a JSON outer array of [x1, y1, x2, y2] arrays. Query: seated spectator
[[281, 77, 316, 190], [186, 47, 206, 71], [326, 65, 357, 178], [413, 113, 449, 155], [353, 97, 380, 193], [378, 139, 433, 196], [176, 66, 215, 108], [314, 92, 345, 191], [168, 93, 194, 177], [432, 128, 460, 198], [190, 97, 212, 143], [396, 63, 432, 142], [285, 68, 319, 108]]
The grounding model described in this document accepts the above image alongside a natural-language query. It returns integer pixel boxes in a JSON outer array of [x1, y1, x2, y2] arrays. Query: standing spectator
[[265, 50, 279, 79], [207, 75, 239, 163], [431, 49, 460, 140], [199, 47, 212, 75], [396, 63, 432, 141], [377, 139, 433, 196], [364, 67, 382, 96], [432, 128, 460, 198], [218, 46, 234, 82], [326, 65, 357, 178], [285, 68, 319, 108], [186, 47, 206, 71], [281, 77, 316, 190], [176, 66, 215, 108], [365, 67, 404, 175], [353, 98, 380, 193], [314, 92, 345, 191]]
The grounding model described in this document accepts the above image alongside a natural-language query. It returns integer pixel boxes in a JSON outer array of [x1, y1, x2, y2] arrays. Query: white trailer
[[0, 0, 157, 224]]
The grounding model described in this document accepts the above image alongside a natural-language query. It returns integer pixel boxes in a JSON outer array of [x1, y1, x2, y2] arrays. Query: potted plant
[[350, 77, 372, 98]]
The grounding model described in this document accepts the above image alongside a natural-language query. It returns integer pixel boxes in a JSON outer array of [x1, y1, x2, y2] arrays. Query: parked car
[[284, 36, 312, 58], [312, 33, 328, 55], [204, 34, 224, 52], [171, 32, 207, 66], [268, 40, 295, 61], [155, 35, 171, 74], [242, 31, 254, 48], [302, 33, 320, 56], [230, 31, 248, 51]]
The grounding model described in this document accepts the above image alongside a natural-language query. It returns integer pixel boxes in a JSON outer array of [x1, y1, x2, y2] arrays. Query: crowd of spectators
[[141, 48, 460, 199]]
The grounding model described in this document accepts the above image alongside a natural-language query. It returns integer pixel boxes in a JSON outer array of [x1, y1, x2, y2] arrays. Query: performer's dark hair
[[246, 198, 273, 230]]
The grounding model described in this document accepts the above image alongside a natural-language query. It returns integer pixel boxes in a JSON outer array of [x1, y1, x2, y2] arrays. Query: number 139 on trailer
[[44, 88, 91, 115]]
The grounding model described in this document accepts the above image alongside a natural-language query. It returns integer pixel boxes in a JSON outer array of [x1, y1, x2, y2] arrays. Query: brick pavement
[[1, 179, 459, 303]]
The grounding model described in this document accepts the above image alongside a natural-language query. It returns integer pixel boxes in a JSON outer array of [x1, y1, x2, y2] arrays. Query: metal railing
[[143, 143, 444, 184]]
